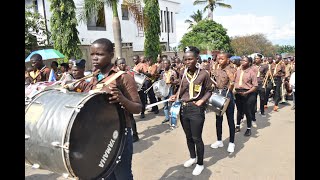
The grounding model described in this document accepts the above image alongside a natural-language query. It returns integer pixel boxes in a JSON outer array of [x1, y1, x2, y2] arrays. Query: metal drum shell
[[25, 90, 126, 179]]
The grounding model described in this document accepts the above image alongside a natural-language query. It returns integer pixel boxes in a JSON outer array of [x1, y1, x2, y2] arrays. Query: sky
[[175, 0, 295, 46]]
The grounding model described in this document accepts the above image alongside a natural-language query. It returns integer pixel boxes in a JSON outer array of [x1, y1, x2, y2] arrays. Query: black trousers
[[138, 88, 146, 114], [216, 91, 235, 143], [235, 91, 256, 128], [252, 83, 266, 119], [265, 77, 282, 106], [145, 80, 158, 111], [130, 114, 138, 136], [180, 104, 205, 165], [273, 77, 282, 106]]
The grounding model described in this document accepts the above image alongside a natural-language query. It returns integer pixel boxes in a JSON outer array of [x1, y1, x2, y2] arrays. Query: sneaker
[[183, 158, 197, 167], [261, 113, 266, 117], [210, 141, 223, 149], [227, 142, 235, 153], [252, 121, 257, 128], [162, 119, 169, 124], [273, 105, 278, 112], [192, 164, 204, 176], [244, 129, 251, 136], [170, 124, 176, 129], [235, 126, 240, 132]]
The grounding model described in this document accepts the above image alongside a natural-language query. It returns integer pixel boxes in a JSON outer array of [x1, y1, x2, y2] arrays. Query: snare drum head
[[66, 93, 126, 179]]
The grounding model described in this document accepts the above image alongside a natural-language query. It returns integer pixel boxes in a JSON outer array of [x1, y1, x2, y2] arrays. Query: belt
[[182, 101, 196, 106]]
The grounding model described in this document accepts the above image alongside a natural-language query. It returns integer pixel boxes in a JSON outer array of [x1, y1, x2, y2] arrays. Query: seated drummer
[[81, 38, 142, 180], [66, 59, 89, 92]]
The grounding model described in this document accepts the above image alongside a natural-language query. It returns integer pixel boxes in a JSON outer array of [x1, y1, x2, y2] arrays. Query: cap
[[74, 59, 86, 68]]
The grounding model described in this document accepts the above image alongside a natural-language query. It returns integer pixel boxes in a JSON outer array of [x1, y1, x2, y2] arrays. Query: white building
[[25, 0, 180, 52]]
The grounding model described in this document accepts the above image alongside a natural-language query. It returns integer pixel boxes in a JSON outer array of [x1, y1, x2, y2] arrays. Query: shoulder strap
[[91, 71, 126, 93]]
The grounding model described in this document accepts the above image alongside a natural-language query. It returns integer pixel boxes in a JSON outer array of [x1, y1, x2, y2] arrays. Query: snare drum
[[153, 80, 171, 98], [134, 73, 147, 91], [25, 90, 126, 179], [207, 90, 230, 116]]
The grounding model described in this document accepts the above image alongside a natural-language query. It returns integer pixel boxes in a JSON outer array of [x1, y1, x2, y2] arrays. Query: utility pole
[[166, 7, 170, 51], [42, 0, 50, 45]]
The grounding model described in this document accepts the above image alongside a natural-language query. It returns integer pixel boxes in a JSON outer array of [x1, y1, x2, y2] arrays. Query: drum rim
[[62, 92, 127, 179]]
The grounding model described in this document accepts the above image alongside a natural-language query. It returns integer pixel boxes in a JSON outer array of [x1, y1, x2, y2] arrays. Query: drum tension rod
[[25, 134, 30, 140], [64, 104, 84, 112], [51, 141, 69, 152]]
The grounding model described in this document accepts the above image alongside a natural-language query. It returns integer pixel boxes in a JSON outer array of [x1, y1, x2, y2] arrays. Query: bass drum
[[25, 90, 126, 179]]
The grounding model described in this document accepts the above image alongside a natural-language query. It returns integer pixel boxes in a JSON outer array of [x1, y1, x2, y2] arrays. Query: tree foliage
[[180, 19, 233, 53], [143, 0, 161, 63], [25, 5, 50, 55], [274, 44, 295, 54], [50, 0, 82, 62], [185, 10, 204, 29], [193, 0, 231, 20], [230, 33, 276, 56]]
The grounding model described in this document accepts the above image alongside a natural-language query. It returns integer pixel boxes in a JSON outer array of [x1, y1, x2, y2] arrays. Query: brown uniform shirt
[[83, 65, 141, 128], [133, 62, 148, 73], [31, 66, 51, 83], [179, 69, 213, 102], [251, 64, 268, 83], [212, 65, 235, 89], [271, 62, 286, 78], [74, 80, 89, 92], [285, 64, 293, 78], [234, 67, 258, 90]]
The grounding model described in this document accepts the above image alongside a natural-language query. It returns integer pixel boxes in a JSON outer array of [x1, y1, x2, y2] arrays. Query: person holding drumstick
[[169, 46, 213, 176], [210, 52, 237, 153], [159, 57, 179, 127], [81, 38, 142, 180]]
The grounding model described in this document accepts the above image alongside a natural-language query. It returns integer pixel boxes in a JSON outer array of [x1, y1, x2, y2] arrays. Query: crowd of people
[[25, 40, 295, 178]]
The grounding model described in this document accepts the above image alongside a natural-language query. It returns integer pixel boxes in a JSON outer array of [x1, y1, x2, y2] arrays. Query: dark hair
[[184, 46, 200, 57], [115, 57, 126, 65], [30, 54, 42, 61], [219, 52, 232, 58], [242, 56, 253, 66], [92, 38, 114, 53], [51, 61, 58, 67], [60, 63, 69, 71], [256, 54, 263, 58]]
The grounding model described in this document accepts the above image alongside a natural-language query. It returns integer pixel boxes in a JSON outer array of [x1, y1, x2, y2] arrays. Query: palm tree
[[78, 0, 144, 58], [184, 10, 203, 29], [193, 0, 232, 21]]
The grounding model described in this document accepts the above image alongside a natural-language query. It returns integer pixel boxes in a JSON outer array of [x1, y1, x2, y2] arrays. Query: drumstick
[[63, 70, 100, 89], [146, 99, 170, 109]]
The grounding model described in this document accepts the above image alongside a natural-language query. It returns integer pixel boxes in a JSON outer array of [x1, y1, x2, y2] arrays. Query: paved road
[[25, 100, 295, 180]]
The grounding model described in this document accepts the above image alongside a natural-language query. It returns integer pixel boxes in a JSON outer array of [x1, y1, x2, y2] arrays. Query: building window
[[121, 4, 129, 20], [171, 12, 173, 33], [87, 5, 106, 31], [160, 10, 163, 32], [33, 0, 38, 12]]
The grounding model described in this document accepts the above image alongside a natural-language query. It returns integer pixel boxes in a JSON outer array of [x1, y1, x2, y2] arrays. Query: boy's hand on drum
[[109, 86, 125, 105]]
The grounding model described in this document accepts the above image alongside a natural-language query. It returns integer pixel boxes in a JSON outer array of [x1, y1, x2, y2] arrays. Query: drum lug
[[64, 104, 84, 112], [116, 155, 122, 164], [51, 141, 69, 151], [25, 134, 30, 140]]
